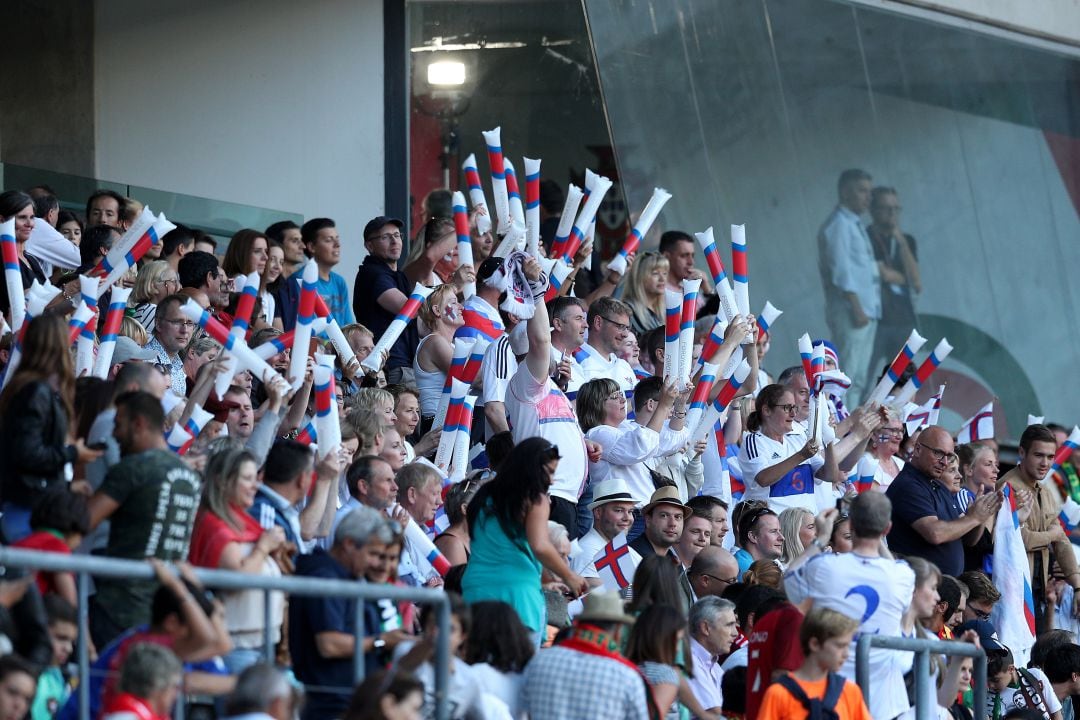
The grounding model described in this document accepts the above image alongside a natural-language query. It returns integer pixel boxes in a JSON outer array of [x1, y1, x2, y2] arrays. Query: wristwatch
[[372, 636, 387, 650]]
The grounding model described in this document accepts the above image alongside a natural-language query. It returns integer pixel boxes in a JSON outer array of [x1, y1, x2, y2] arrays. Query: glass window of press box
[[407, 0, 1080, 440]]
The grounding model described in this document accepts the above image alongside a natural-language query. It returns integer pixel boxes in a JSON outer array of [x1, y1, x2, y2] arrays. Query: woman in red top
[[189, 447, 286, 674]]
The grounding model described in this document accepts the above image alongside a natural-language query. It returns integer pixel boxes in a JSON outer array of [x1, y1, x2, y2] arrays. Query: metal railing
[[0, 547, 451, 720], [856, 633, 987, 720]]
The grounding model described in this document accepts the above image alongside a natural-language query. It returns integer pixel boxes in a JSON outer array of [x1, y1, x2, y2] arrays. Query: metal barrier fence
[[0, 547, 451, 720], [856, 633, 987, 720]]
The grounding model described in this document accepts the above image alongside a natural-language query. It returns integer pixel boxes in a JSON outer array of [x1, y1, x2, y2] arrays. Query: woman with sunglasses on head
[[461, 437, 588, 645], [737, 384, 825, 516], [413, 284, 464, 430], [866, 410, 906, 491], [621, 251, 670, 336]]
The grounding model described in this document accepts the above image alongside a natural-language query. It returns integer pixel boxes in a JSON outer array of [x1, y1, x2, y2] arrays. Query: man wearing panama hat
[[571, 477, 640, 579], [629, 486, 693, 562]]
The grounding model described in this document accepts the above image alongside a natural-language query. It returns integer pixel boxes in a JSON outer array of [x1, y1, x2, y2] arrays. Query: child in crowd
[[30, 596, 77, 720], [985, 647, 1062, 720], [757, 607, 872, 720]]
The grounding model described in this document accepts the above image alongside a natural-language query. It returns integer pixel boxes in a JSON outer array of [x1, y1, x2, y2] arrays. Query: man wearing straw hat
[[523, 591, 649, 720]]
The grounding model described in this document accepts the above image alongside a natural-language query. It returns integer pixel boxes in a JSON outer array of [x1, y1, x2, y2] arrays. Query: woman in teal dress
[[461, 437, 588, 639]]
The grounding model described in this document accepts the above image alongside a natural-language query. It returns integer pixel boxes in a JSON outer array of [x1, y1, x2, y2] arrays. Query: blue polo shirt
[[885, 463, 964, 576], [289, 548, 381, 720]]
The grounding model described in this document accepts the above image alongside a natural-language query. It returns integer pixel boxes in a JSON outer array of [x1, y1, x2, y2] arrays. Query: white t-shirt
[[785, 552, 916, 720], [505, 362, 587, 503], [738, 430, 824, 513], [571, 527, 609, 575], [479, 335, 518, 439], [470, 664, 525, 720], [586, 420, 690, 507], [985, 666, 1061, 719], [550, 345, 587, 401], [577, 343, 638, 410]]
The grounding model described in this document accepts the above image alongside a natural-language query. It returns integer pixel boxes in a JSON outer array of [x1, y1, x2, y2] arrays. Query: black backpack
[[775, 672, 846, 720]]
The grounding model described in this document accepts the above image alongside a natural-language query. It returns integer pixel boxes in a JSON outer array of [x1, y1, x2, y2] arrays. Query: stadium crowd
[[0, 168, 1079, 720]]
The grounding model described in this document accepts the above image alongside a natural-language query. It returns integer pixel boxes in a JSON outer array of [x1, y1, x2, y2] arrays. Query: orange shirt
[[757, 674, 872, 720]]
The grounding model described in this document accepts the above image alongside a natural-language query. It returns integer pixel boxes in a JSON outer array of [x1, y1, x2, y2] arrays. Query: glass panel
[[1, 163, 304, 247], [407, 0, 619, 277], [584, 0, 1080, 438]]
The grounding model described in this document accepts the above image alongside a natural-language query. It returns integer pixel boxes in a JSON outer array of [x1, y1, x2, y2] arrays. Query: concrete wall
[[0, 0, 95, 176], [94, 0, 385, 281]]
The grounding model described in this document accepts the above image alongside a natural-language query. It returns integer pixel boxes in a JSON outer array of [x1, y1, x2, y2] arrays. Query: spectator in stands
[[340, 456, 398, 520], [350, 387, 397, 428], [87, 391, 202, 647], [344, 670, 424, 720], [688, 547, 740, 600], [629, 486, 691, 562], [0, 191, 47, 321], [622, 251, 669, 335], [394, 463, 443, 588], [192, 232, 217, 255], [0, 655, 37, 720], [503, 255, 594, 536], [778, 507, 816, 566], [569, 477, 636, 577], [688, 597, 739, 716], [522, 591, 648, 720], [253, 439, 340, 554], [733, 505, 783, 578], [178, 250, 228, 314], [222, 663, 300, 720], [413, 284, 464, 421], [404, 216, 473, 290], [29, 596, 76, 720], [290, 506, 394, 720], [756, 607, 872, 720], [461, 600, 534, 718], [222, 228, 269, 279], [129, 259, 179, 334], [547, 296, 588, 398], [1002, 424, 1080, 627], [353, 216, 417, 383], [676, 512, 714, 569], [1044, 644, 1080, 705], [579, 375, 688, 510], [189, 447, 287, 673], [258, 239, 284, 328], [629, 603, 714, 720], [817, 168, 879, 403], [434, 478, 478, 567], [659, 230, 703, 295], [740, 383, 826, 515], [291, 218, 353, 326], [957, 569, 1001, 623], [266, 220, 305, 277], [56, 210, 82, 246], [636, 378, 708, 502], [886, 425, 1001, 577], [144, 293, 193, 398], [866, 412, 906, 490], [462, 437, 588, 641], [985, 645, 1063, 720], [688, 496, 731, 549], [160, 224, 195, 272], [0, 314, 101, 543], [743, 592, 804, 720], [12, 489, 89, 605], [785, 494, 913, 720], [926, 574, 965, 640], [101, 643, 183, 720], [628, 554, 688, 618], [867, 186, 921, 375], [84, 189, 124, 228], [744, 559, 783, 590], [578, 297, 639, 396]]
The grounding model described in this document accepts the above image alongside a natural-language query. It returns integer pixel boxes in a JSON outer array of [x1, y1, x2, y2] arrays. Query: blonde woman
[[621, 252, 669, 335], [128, 260, 179, 334], [412, 284, 464, 424], [778, 507, 816, 565]]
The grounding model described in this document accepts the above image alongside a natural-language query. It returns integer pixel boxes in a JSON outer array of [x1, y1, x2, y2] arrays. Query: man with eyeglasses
[[352, 216, 417, 384], [687, 546, 739, 600], [144, 294, 193, 398], [885, 425, 1002, 577], [577, 296, 638, 412], [1001, 424, 1080, 628], [867, 186, 921, 379]]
